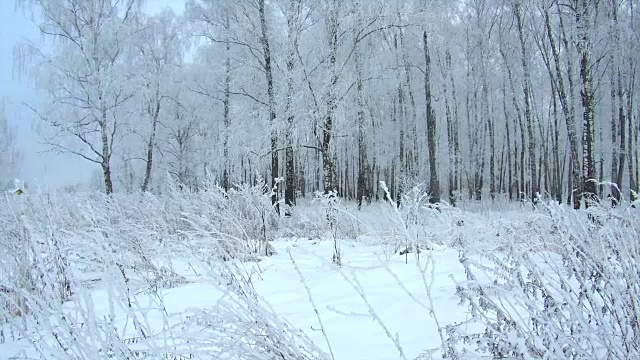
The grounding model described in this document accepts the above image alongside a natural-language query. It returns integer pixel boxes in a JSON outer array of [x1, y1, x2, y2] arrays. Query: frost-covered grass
[[1, 185, 638, 359]]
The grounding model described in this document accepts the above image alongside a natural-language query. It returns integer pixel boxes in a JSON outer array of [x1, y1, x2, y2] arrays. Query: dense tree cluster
[[17, 0, 640, 209]]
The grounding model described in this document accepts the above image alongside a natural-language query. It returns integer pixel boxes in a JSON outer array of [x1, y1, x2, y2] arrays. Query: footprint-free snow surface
[[1, 238, 471, 360], [4, 199, 635, 359], [255, 240, 464, 360]]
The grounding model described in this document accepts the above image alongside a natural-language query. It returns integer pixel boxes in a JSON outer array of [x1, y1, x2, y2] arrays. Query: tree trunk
[[502, 75, 514, 201], [355, 31, 370, 209], [576, 0, 597, 206], [222, 24, 231, 192], [627, 54, 637, 200], [546, 3, 580, 207], [484, 74, 495, 201], [423, 31, 440, 204], [557, 0, 581, 208], [398, 23, 419, 181], [258, 0, 279, 214], [439, 49, 456, 204], [515, 1, 538, 202], [284, 0, 301, 209], [608, 0, 625, 204], [322, 1, 339, 194], [141, 85, 161, 193], [99, 90, 113, 194], [500, 41, 525, 202], [449, 51, 461, 203]]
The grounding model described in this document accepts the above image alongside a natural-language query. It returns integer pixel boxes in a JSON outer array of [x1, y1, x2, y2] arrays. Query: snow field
[[0, 190, 638, 359]]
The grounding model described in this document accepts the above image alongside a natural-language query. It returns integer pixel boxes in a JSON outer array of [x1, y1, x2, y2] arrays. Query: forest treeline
[[13, 0, 640, 210]]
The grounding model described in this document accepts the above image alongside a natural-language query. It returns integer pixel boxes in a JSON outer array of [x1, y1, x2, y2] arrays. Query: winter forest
[[1, 0, 640, 359], [3, 0, 637, 206]]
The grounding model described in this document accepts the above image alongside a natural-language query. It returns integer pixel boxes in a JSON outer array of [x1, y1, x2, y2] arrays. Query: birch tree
[[605, 0, 626, 204], [0, 101, 20, 189], [575, 0, 597, 206], [352, 3, 372, 209], [255, 0, 281, 213], [185, 0, 235, 190], [514, 0, 539, 202], [19, 0, 143, 194], [137, 9, 184, 192], [440, 48, 461, 204], [282, 0, 309, 209], [543, 0, 581, 208], [321, 0, 340, 195], [423, 32, 440, 204]]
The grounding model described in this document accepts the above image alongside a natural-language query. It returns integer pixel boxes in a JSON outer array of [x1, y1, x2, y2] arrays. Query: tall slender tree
[[0, 101, 21, 189], [423, 32, 440, 204], [19, 0, 144, 194], [514, 0, 538, 202], [575, 0, 597, 206], [138, 10, 184, 192]]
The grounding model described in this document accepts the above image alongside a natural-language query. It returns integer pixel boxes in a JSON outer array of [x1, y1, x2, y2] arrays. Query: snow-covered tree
[[0, 101, 21, 190], [18, 0, 145, 194]]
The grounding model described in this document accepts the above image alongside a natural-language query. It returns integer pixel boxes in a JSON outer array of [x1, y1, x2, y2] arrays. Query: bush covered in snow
[[0, 184, 327, 359], [446, 201, 640, 359], [2, 184, 639, 359]]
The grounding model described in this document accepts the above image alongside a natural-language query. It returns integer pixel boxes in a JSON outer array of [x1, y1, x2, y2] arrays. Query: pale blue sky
[[0, 0, 184, 189]]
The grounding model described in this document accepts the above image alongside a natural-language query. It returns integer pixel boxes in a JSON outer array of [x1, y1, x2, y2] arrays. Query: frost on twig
[[0, 188, 325, 359], [447, 200, 640, 359]]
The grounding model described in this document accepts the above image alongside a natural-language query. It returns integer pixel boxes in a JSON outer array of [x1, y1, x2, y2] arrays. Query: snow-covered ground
[[0, 237, 468, 359], [255, 239, 464, 360], [1, 191, 638, 359]]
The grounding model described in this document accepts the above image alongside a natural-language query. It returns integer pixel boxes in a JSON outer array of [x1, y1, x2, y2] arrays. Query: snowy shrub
[[176, 258, 329, 360], [276, 190, 366, 264], [279, 200, 330, 240], [316, 191, 359, 239], [0, 193, 171, 352], [173, 176, 278, 259], [1, 194, 74, 343], [311, 191, 343, 265], [10, 251, 326, 360], [447, 200, 640, 359], [377, 182, 450, 260], [0, 186, 326, 359], [9, 182, 640, 359]]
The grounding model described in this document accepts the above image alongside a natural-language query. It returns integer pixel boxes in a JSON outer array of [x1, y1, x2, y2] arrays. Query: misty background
[[0, 0, 183, 189]]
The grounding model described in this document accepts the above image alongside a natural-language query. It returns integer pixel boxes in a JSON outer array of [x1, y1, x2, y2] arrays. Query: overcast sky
[[0, 0, 184, 189]]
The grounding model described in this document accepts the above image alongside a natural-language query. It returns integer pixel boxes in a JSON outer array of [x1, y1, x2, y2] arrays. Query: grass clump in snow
[[1, 181, 639, 359], [446, 200, 640, 359]]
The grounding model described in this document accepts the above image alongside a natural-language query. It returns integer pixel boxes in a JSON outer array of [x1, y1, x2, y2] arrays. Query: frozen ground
[[255, 239, 464, 360], [0, 238, 469, 359], [1, 192, 638, 359]]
